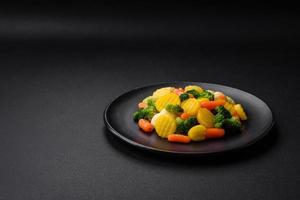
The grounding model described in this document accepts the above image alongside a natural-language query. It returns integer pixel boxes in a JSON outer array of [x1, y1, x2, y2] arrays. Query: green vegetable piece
[[176, 117, 198, 134], [176, 117, 184, 125], [179, 93, 189, 102], [186, 90, 201, 98], [166, 104, 184, 114], [215, 106, 232, 119], [133, 106, 156, 122], [184, 117, 198, 130], [147, 98, 156, 108], [213, 105, 232, 128], [222, 117, 242, 134], [214, 113, 225, 124], [176, 121, 187, 134], [198, 90, 214, 100]]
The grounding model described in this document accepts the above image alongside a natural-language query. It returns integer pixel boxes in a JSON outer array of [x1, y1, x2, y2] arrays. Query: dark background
[[1, 1, 300, 200]]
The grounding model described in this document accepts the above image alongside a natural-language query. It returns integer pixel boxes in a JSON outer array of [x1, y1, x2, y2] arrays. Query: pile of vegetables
[[133, 85, 247, 144]]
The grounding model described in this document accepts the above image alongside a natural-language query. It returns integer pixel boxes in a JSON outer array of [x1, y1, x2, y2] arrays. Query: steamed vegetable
[[222, 118, 242, 134], [166, 104, 184, 114], [180, 112, 190, 120], [184, 85, 203, 93], [188, 125, 206, 141], [153, 87, 174, 98], [200, 100, 226, 110], [168, 134, 191, 143], [197, 107, 214, 128], [179, 93, 189, 102], [138, 119, 154, 133], [198, 90, 214, 101], [133, 106, 156, 122], [155, 92, 180, 112], [206, 128, 225, 139], [176, 117, 198, 134], [234, 104, 247, 120], [133, 85, 247, 144], [138, 102, 147, 109], [154, 114, 177, 138], [181, 98, 200, 116]]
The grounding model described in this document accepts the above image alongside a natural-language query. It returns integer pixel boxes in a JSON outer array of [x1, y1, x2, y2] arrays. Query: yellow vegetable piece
[[234, 104, 247, 120], [184, 85, 204, 93], [188, 125, 206, 141], [181, 98, 200, 116], [142, 96, 157, 103], [226, 96, 235, 104], [154, 114, 177, 138], [197, 98, 209, 103], [155, 93, 180, 112], [197, 107, 214, 128], [153, 87, 174, 98], [224, 102, 235, 115]]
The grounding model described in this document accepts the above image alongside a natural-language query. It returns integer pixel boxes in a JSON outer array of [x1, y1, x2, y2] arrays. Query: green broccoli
[[147, 98, 156, 108], [166, 104, 184, 114], [214, 113, 225, 128], [186, 90, 201, 98], [184, 117, 198, 129], [198, 90, 214, 100], [213, 105, 232, 127], [133, 106, 156, 122], [215, 106, 232, 119], [176, 117, 198, 134], [176, 121, 187, 133], [222, 117, 242, 134], [179, 93, 190, 101], [175, 117, 183, 125]]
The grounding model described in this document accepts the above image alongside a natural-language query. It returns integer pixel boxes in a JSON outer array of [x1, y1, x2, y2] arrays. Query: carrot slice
[[200, 100, 226, 110], [180, 113, 190, 120], [205, 128, 225, 139], [138, 102, 147, 109], [138, 119, 154, 133], [168, 134, 191, 143]]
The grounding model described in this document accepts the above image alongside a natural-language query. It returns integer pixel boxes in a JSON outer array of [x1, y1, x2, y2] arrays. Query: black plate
[[104, 82, 274, 155]]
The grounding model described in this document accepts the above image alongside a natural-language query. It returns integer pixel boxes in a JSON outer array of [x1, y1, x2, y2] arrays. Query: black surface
[[1, 2, 300, 200], [105, 82, 274, 154]]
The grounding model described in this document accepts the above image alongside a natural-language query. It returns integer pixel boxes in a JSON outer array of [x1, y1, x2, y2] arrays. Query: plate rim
[[103, 81, 275, 155]]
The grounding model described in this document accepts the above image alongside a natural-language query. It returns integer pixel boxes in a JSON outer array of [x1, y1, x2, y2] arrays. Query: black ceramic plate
[[104, 82, 274, 155]]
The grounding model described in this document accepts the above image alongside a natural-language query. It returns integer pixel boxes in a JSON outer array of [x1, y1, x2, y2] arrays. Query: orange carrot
[[205, 128, 225, 139], [168, 134, 191, 143], [200, 100, 226, 110], [174, 88, 184, 96], [138, 119, 154, 133], [218, 94, 226, 100], [138, 102, 147, 109], [180, 113, 190, 120]]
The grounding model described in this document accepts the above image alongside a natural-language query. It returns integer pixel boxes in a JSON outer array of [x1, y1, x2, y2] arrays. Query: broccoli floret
[[198, 90, 214, 100], [147, 98, 156, 108], [213, 106, 233, 128], [175, 117, 183, 125], [222, 117, 242, 134], [176, 121, 187, 133], [179, 93, 190, 101], [186, 90, 201, 98], [184, 117, 198, 129], [133, 106, 156, 122], [214, 113, 225, 124], [215, 106, 232, 119], [133, 111, 143, 122], [166, 104, 184, 114], [176, 117, 198, 134]]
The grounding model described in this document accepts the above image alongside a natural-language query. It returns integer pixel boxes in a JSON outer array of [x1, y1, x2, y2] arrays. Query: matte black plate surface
[[104, 82, 274, 155]]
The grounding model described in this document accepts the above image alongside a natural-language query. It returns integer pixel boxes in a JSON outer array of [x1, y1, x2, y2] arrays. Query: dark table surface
[[1, 2, 300, 200]]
